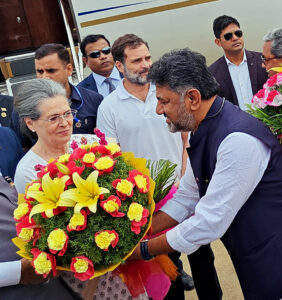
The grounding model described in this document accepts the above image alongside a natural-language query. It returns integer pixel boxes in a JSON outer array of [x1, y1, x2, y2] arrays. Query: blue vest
[[188, 97, 282, 300]]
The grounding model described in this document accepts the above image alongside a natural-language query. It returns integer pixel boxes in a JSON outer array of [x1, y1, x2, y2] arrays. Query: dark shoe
[[180, 270, 194, 291]]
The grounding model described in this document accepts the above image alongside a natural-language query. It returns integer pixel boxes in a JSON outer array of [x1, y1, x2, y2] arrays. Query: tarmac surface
[[183, 240, 244, 300]]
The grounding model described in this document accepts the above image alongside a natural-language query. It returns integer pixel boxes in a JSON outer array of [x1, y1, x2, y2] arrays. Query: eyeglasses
[[261, 55, 278, 64], [38, 109, 77, 124], [223, 30, 243, 41], [87, 47, 111, 59]]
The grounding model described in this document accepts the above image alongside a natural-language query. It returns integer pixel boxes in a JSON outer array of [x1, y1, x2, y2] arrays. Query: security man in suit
[[209, 15, 268, 110], [78, 34, 122, 97]]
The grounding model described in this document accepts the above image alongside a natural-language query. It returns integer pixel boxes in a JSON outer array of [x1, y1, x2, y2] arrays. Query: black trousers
[[164, 252, 185, 300], [188, 244, 222, 300]]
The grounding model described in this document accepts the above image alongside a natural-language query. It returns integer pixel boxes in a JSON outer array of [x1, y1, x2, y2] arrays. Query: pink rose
[[271, 94, 282, 107], [265, 90, 280, 105], [256, 89, 266, 98], [277, 73, 282, 85], [266, 74, 278, 88], [251, 89, 267, 108]]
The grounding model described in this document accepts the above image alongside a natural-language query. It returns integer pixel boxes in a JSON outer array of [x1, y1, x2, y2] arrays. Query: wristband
[[140, 240, 155, 261]]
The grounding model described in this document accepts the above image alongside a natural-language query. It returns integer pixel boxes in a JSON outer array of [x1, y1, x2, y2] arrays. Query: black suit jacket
[[209, 49, 268, 105], [77, 73, 98, 92], [78, 71, 123, 93]]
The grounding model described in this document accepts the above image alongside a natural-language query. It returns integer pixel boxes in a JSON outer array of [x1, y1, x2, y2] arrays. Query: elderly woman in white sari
[[14, 78, 74, 193], [13, 78, 148, 300]]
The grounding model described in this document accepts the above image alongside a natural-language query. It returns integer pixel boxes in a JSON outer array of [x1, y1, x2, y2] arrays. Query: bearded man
[[130, 48, 282, 300], [97, 34, 193, 298]]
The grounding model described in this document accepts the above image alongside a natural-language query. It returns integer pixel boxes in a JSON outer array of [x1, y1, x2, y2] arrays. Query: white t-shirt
[[97, 82, 183, 179]]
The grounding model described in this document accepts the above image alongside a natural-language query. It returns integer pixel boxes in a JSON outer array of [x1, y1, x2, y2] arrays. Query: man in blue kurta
[[131, 48, 282, 300]]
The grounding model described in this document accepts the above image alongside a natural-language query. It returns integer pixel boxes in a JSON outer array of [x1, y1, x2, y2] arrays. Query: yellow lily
[[28, 173, 70, 220], [270, 66, 282, 73], [58, 171, 109, 214], [56, 162, 70, 175]]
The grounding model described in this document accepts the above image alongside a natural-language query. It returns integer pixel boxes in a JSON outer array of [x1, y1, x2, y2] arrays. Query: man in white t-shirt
[[97, 34, 192, 295], [97, 34, 188, 179]]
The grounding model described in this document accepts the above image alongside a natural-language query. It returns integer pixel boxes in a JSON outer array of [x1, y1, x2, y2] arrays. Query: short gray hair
[[263, 28, 282, 57], [14, 78, 67, 137]]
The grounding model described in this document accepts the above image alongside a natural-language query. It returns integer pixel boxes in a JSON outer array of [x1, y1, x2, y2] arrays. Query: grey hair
[[148, 48, 219, 99], [263, 28, 282, 57], [14, 78, 67, 138]]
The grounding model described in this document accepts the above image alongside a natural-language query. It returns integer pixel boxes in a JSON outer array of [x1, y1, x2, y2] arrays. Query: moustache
[[139, 68, 150, 74]]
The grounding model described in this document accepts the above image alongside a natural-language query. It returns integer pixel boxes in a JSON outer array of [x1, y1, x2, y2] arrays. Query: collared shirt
[[97, 81, 183, 179], [225, 50, 253, 110], [161, 132, 270, 254], [69, 84, 103, 134], [0, 260, 21, 287], [92, 66, 122, 98]]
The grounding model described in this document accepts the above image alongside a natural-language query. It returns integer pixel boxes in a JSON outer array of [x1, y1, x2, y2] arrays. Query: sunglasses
[[87, 47, 111, 59], [223, 30, 243, 41]]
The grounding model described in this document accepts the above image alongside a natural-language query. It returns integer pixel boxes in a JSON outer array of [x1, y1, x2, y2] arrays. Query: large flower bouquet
[[247, 72, 282, 143], [12, 132, 154, 281]]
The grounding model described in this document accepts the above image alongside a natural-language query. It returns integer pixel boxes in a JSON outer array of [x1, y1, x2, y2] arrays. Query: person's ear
[[184, 89, 201, 111], [215, 38, 221, 47], [115, 61, 124, 74], [83, 56, 88, 67], [24, 117, 35, 132], [66, 63, 73, 77]]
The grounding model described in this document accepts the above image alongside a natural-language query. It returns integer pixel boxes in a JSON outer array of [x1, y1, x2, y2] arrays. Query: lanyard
[[72, 86, 84, 125], [72, 86, 84, 111]]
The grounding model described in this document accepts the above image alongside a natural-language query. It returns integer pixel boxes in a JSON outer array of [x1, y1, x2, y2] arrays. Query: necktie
[[104, 77, 116, 94]]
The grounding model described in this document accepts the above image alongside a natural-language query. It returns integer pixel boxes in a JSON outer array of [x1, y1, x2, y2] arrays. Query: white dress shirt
[[0, 260, 21, 287], [161, 132, 270, 254], [92, 66, 122, 98], [225, 51, 253, 110]]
